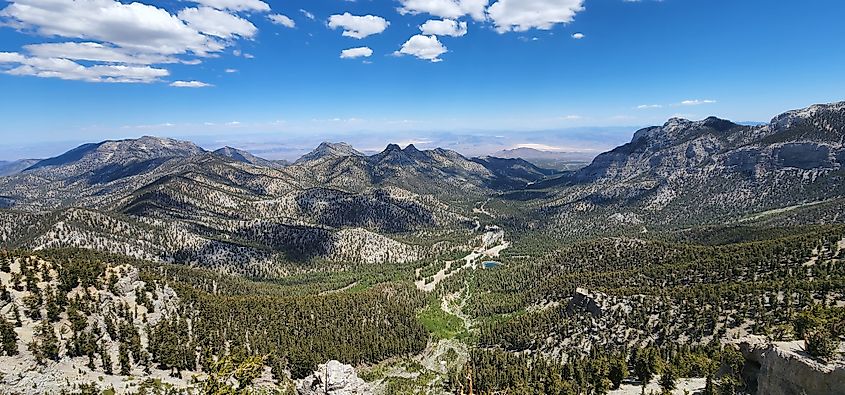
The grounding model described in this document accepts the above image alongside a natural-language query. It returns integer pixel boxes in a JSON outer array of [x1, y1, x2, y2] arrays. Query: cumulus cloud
[[328, 13, 390, 39], [0, 51, 169, 83], [178, 7, 257, 39], [571, 32, 584, 39], [487, 0, 585, 33], [268, 14, 295, 28], [680, 99, 717, 106], [420, 19, 468, 37], [170, 80, 213, 88], [340, 47, 374, 59], [398, 0, 488, 21], [0, 0, 219, 56], [189, 0, 270, 12], [0, 0, 267, 84], [396, 35, 447, 62], [637, 104, 663, 109]]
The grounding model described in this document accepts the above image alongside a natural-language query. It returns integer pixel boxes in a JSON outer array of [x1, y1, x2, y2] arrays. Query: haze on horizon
[[1, 0, 844, 161]]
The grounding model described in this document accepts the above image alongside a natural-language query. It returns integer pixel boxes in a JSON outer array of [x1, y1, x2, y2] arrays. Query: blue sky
[[1, 0, 844, 160]]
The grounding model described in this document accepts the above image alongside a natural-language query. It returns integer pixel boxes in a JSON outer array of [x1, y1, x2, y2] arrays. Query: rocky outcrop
[[739, 337, 845, 395], [568, 287, 607, 318], [297, 361, 373, 395]]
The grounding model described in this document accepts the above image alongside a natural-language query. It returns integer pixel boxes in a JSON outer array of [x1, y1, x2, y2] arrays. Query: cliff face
[[740, 338, 845, 395]]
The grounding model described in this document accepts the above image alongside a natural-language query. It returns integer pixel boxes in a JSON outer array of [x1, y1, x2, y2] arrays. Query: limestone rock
[[740, 337, 845, 395], [568, 287, 606, 318], [297, 360, 373, 395]]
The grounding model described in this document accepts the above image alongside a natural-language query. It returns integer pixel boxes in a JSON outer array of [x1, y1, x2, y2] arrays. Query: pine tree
[[119, 343, 131, 375], [659, 366, 677, 394], [633, 347, 661, 389], [11, 304, 21, 327], [0, 316, 18, 356], [30, 319, 59, 363], [608, 355, 628, 389], [703, 374, 715, 395], [101, 341, 113, 375]]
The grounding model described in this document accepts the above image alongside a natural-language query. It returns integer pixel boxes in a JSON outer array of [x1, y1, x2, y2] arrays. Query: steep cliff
[[740, 337, 845, 395]]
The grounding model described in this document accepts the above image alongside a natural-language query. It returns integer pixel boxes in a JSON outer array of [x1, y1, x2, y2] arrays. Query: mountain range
[[0, 137, 550, 275], [1, 101, 844, 274], [1, 101, 844, 395]]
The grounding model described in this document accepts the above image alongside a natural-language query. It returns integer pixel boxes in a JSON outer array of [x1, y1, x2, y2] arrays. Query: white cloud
[[224, 68, 238, 73], [300, 9, 315, 20], [268, 14, 295, 28], [340, 47, 374, 59], [0, 0, 268, 84], [0, 52, 27, 63], [178, 7, 257, 39], [420, 19, 468, 37], [189, 0, 270, 12], [22, 42, 179, 65], [0, 52, 169, 83], [398, 0, 488, 21], [170, 80, 213, 88], [396, 35, 447, 62], [571, 32, 584, 39], [487, 0, 585, 33], [680, 99, 717, 106], [328, 13, 390, 39], [0, 0, 220, 56], [637, 104, 663, 109]]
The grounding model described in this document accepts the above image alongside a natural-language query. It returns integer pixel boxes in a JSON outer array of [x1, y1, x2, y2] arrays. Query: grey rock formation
[[568, 287, 606, 318], [740, 337, 845, 395], [297, 360, 373, 395]]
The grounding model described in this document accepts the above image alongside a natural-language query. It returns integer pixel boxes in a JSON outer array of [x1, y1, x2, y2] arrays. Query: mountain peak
[[770, 101, 845, 130], [699, 116, 738, 132], [295, 142, 363, 164], [27, 136, 205, 171], [213, 146, 277, 167]]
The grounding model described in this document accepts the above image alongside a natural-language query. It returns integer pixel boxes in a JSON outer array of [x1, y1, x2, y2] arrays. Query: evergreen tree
[[101, 341, 113, 375], [608, 355, 628, 389], [703, 374, 715, 395], [119, 343, 131, 375], [30, 319, 59, 363], [0, 316, 18, 356], [805, 328, 840, 360], [633, 347, 661, 389], [659, 366, 677, 394]]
